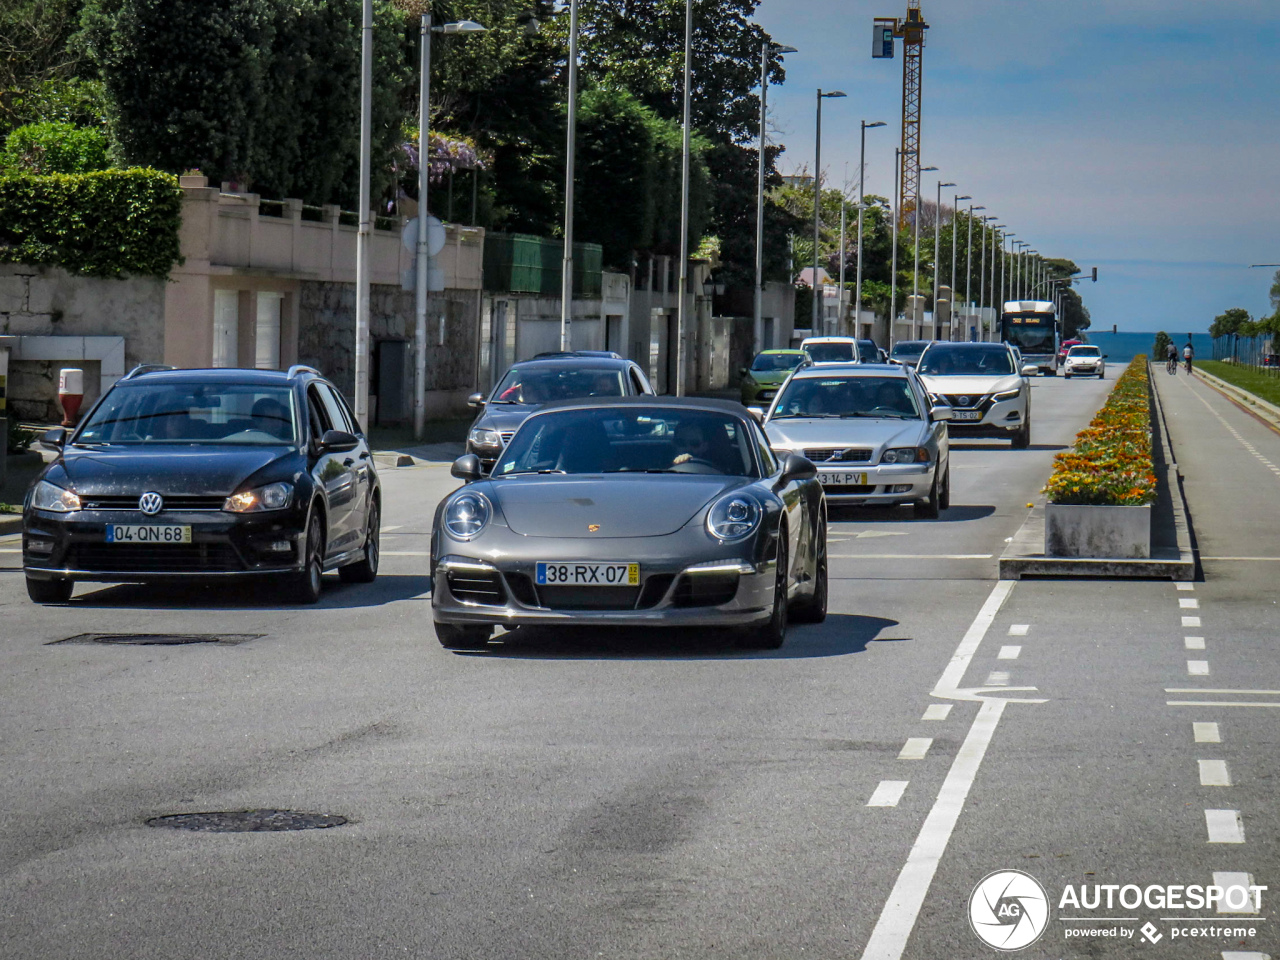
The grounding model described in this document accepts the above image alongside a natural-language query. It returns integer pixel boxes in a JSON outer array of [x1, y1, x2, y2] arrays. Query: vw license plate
[[536, 562, 639, 586], [952, 410, 983, 421], [105, 525, 192, 544], [818, 472, 868, 486]]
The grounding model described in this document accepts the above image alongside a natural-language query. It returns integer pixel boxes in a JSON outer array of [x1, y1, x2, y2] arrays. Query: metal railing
[[1212, 334, 1280, 376]]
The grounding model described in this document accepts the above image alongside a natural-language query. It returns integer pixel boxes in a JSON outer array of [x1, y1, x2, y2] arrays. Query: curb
[[998, 362, 1196, 580], [0, 514, 22, 536], [1193, 367, 1280, 434]]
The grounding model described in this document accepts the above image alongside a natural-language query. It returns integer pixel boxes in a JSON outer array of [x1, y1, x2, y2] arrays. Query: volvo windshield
[[773, 376, 921, 420]]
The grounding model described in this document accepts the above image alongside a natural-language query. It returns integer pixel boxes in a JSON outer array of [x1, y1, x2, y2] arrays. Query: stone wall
[[297, 280, 481, 422], [0, 265, 165, 420]]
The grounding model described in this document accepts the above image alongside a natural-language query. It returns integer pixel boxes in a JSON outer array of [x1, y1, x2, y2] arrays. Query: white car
[[1063, 344, 1106, 379], [800, 336, 862, 364], [916, 342, 1036, 448], [763, 362, 953, 518]]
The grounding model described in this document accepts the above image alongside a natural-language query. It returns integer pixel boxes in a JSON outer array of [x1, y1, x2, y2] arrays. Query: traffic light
[[1091, 267, 1098, 282]]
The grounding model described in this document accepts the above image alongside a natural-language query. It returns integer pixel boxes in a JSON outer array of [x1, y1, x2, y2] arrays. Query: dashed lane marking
[[898, 738, 933, 760], [867, 781, 909, 807], [1205, 809, 1245, 844], [921, 704, 952, 721], [1194, 722, 1222, 743], [1183, 616, 1202, 627], [1180, 597, 1200, 609], [1176, 582, 1195, 591], [1184, 377, 1280, 481], [1214, 874, 1261, 915], [1188, 660, 1211, 676], [1220, 951, 1272, 960], [997, 645, 1021, 660], [1008, 624, 1029, 636], [1199, 760, 1232, 786], [984, 671, 1010, 686], [1186, 636, 1206, 650]]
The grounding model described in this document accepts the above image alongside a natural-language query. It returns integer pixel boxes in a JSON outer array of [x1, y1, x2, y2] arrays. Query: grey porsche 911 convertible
[[430, 397, 826, 651]]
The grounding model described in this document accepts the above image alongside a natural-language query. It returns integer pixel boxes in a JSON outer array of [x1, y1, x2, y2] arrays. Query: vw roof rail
[[122, 364, 176, 380], [287, 365, 322, 379]]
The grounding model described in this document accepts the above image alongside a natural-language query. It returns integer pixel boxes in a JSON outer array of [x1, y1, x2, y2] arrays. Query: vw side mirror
[[930, 405, 954, 422], [467, 392, 485, 408], [1021, 364, 1039, 377], [317, 429, 359, 454], [39, 427, 67, 451], [451, 454, 483, 483], [774, 453, 817, 490]]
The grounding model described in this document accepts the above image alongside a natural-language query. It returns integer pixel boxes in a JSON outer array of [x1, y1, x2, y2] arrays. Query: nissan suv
[[916, 342, 1036, 448]]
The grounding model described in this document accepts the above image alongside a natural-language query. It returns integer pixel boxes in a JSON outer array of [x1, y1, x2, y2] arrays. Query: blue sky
[[752, 0, 1280, 333]]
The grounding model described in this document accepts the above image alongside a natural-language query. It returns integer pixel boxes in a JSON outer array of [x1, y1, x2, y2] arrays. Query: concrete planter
[[1045, 503, 1151, 559]]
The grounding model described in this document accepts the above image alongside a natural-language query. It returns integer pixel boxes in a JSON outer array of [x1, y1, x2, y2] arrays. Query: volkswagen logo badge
[[139, 492, 164, 516]]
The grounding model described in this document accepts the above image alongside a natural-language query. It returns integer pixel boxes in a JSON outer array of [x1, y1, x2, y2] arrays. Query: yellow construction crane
[[873, 2, 929, 230]]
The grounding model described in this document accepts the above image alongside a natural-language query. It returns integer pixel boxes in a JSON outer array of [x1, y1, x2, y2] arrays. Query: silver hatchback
[[760, 363, 954, 518]]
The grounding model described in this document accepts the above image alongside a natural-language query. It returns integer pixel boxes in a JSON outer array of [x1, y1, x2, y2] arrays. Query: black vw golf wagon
[[22, 365, 380, 604]]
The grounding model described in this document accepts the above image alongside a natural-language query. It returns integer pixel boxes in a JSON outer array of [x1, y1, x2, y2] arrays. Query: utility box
[[873, 20, 896, 58]]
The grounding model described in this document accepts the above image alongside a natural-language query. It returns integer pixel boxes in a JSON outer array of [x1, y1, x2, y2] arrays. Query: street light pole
[[675, 0, 692, 395], [932, 179, 954, 339], [560, 0, 579, 352], [950, 194, 969, 341], [838, 163, 848, 335], [354, 0, 373, 428], [812, 89, 847, 334], [913, 165, 937, 338], [978, 215, 994, 341], [989, 224, 1004, 342], [889, 148, 902, 349], [855, 120, 885, 343], [965, 205, 983, 340], [754, 42, 796, 354]]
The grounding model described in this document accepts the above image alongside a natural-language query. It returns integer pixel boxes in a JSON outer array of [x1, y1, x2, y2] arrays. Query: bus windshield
[[1002, 313, 1056, 354]]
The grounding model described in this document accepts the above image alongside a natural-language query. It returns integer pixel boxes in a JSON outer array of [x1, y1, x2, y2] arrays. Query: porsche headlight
[[469, 427, 503, 448], [706, 494, 761, 541], [882, 447, 929, 464], [224, 481, 293, 513], [993, 387, 1021, 401], [444, 491, 491, 540], [31, 480, 81, 513]]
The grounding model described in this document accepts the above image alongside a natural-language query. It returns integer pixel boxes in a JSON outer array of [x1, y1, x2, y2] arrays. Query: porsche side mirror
[[467, 392, 486, 408], [1021, 364, 1039, 377], [39, 427, 67, 451], [318, 429, 359, 454], [930, 405, 954, 422], [451, 454, 483, 483], [746, 406, 766, 423], [775, 453, 817, 490]]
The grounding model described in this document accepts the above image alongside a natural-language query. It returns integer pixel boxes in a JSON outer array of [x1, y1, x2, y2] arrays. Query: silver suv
[[915, 342, 1034, 448]]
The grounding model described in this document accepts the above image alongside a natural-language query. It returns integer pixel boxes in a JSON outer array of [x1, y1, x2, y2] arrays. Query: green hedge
[[0, 168, 182, 279]]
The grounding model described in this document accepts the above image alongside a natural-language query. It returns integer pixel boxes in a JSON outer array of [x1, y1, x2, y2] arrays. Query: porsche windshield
[[76, 383, 298, 445], [917, 345, 1016, 377], [494, 408, 759, 477], [490, 366, 626, 404], [773, 376, 921, 420]]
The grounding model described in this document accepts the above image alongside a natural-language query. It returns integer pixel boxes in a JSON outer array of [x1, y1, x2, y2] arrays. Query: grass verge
[[1198, 360, 1280, 408]]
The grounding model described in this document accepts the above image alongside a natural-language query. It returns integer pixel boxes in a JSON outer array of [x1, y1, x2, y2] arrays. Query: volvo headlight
[[31, 480, 81, 513], [881, 447, 929, 464], [444, 492, 491, 540], [706, 494, 761, 541], [993, 387, 1021, 401], [224, 481, 293, 513], [469, 427, 503, 448]]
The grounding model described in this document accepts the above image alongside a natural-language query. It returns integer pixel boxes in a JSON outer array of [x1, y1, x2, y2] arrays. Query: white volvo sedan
[[759, 363, 954, 518], [916, 342, 1036, 448]]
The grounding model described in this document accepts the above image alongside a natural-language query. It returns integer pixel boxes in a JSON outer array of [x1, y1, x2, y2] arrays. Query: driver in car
[[672, 422, 711, 466]]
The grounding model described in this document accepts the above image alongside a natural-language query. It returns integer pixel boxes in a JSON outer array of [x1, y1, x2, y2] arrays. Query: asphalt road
[[0, 366, 1274, 960]]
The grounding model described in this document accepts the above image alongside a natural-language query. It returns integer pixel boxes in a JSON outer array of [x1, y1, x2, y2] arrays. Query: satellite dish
[[402, 216, 448, 257]]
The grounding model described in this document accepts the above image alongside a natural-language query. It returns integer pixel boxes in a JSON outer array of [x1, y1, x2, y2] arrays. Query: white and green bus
[[1000, 300, 1059, 375]]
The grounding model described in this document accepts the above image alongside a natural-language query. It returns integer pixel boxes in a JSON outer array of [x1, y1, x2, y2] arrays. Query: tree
[[1209, 307, 1252, 339], [0, 0, 88, 134], [1153, 331, 1172, 358], [1271, 268, 1280, 314], [0, 120, 109, 173]]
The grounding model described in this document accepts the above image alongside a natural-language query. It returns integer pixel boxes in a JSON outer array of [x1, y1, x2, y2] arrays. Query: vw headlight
[[881, 447, 929, 464], [993, 387, 1021, 401], [469, 427, 503, 448], [444, 491, 491, 540], [224, 481, 293, 513], [31, 480, 81, 513], [706, 494, 761, 541]]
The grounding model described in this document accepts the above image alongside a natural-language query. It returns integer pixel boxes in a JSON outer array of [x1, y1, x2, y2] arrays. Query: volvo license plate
[[105, 525, 192, 544], [952, 410, 982, 421], [819, 472, 868, 485], [536, 562, 639, 586]]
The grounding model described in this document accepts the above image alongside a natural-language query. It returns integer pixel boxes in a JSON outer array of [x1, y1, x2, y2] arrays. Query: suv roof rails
[[531, 350, 623, 360], [122, 364, 176, 380], [287, 365, 322, 379]]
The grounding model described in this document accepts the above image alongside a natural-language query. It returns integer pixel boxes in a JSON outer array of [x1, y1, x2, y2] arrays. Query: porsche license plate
[[952, 410, 983, 421], [105, 524, 192, 544], [536, 562, 640, 586], [819, 472, 868, 486]]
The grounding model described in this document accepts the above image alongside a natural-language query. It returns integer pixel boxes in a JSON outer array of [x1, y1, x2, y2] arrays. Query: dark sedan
[[431, 398, 826, 651], [22, 365, 380, 604]]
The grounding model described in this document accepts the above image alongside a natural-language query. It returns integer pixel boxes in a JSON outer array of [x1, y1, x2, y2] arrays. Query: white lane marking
[[1176, 582, 1195, 591], [867, 781, 909, 807], [859, 699, 1008, 960], [997, 645, 1021, 660], [934, 580, 1016, 694], [1180, 597, 1200, 609], [1220, 951, 1272, 960], [984, 671, 1010, 686], [898, 738, 933, 760], [1168, 701, 1280, 708], [1202, 556, 1280, 561], [1183, 616, 1202, 627], [829, 553, 992, 560], [1186, 377, 1280, 483], [1188, 660, 1211, 676], [1205, 809, 1245, 843], [1214, 873, 1260, 914], [1194, 722, 1222, 743], [1185, 636, 1206, 650], [381, 551, 434, 556], [1008, 624, 1029, 636], [381, 524, 404, 532], [1167, 688, 1280, 695], [1199, 759, 1232, 786], [921, 704, 952, 721]]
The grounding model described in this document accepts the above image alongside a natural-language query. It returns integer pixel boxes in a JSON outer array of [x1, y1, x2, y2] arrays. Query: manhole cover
[[53, 633, 265, 646], [146, 810, 348, 832]]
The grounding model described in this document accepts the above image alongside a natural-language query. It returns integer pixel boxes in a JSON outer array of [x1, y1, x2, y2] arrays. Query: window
[[213, 290, 238, 368], [773, 376, 921, 420], [255, 292, 284, 369], [491, 366, 627, 404], [629, 368, 651, 395], [307, 385, 332, 441], [319, 383, 355, 434], [77, 382, 298, 445]]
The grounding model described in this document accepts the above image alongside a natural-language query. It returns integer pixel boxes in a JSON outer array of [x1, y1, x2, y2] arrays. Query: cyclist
[[1165, 341, 1178, 375], [1183, 340, 1194, 374]]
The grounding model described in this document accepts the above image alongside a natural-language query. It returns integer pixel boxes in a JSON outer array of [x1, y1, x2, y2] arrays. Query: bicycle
[[1184, 357, 1193, 375], [1166, 355, 1178, 375]]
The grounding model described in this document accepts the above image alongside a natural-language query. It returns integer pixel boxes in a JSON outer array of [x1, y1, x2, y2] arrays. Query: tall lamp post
[[754, 41, 797, 353], [989, 224, 1004, 342], [354, 0, 374, 427], [912, 164, 937, 337], [931, 179, 955, 338], [854, 120, 885, 342], [965, 204, 984, 339], [1000, 232, 1015, 319], [415, 14, 486, 439], [1014, 240, 1026, 299], [889, 148, 906, 348], [675, 0, 694, 395], [812, 89, 847, 334], [837, 163, 849, 335], [560, 0, 580, 352], [950, 194, 970, 339], [978, 215, 995, 340]]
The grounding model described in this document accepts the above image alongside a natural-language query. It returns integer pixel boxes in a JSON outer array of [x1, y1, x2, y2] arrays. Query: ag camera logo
[[969, 870, 1050, 951]]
